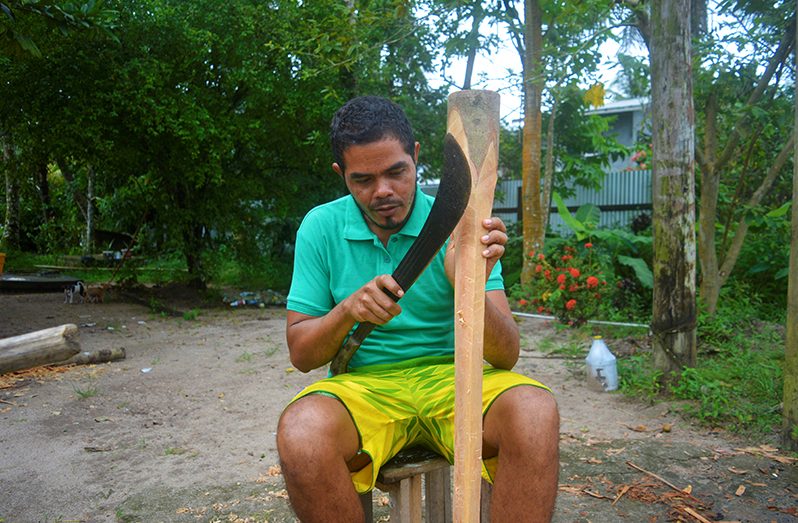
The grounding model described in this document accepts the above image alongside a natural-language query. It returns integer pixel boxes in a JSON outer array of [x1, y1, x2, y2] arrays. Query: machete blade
[[329, 133, 471, 375]]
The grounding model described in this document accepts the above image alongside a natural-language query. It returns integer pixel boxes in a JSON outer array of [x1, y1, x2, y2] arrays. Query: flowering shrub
[[512, 242, 611, 326]]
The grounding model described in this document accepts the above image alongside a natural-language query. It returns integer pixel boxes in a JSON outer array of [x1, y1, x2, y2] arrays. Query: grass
[[536, 335, 586, 359], [236, 351, 255, 363], [72, 383, 99, 399], [615, 323, 785, 438], [182, 308, 200, 321]]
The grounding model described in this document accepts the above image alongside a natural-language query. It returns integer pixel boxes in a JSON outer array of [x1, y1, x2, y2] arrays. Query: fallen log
[[0, 324, 81, 374], [57, 347, 126, 366]]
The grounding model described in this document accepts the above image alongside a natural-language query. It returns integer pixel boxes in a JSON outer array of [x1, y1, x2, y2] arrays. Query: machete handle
[[329, 287, 401, 375]]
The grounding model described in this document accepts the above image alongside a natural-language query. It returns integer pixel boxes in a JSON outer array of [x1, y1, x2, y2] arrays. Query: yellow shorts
[[288, 355, 550, 493]]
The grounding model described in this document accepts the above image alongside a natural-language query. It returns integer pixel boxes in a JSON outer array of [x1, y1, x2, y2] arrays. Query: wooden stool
[[359, 447, 492, 522]]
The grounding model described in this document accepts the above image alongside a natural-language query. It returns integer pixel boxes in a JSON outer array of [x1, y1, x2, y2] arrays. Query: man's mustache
[[370, 198, 403, 210]]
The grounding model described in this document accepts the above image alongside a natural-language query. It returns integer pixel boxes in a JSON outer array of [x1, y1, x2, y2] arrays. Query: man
[[277, 96, 559, 522]]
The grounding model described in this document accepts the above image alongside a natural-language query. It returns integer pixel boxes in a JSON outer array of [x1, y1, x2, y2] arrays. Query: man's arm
[[483, 289, 520, 370], [286, 274, 404, 372]]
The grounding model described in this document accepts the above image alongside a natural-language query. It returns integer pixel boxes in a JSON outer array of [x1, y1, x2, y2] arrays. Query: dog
[[64, 281, 86, 304], [85, 284, 107, 304]]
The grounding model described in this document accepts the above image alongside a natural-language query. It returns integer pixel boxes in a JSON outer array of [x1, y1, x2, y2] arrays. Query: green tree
[[783, 0, 798, 452], [1, 0, 446, 286], [1, 0, 115, 57], [695, 3, 796, 315]]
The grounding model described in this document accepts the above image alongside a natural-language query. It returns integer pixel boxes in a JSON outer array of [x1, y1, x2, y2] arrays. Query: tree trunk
[[56, 158, 88, 220], [541, 97, 557, 235], [462, 3, 484, 90], [697, 94, 721, 314], [1, 133, 20, 250], [650, 0, 697, 379], [521, 0, 544, 284], [0, 324, 81, 375], [183, 223, 207, 289], [782, 0, 798, 451], [84, 165, 95, 256], [35, 161, 53, 222]]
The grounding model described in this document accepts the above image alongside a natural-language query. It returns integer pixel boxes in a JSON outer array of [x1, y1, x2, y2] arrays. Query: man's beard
[[360, 192, 416, 231]]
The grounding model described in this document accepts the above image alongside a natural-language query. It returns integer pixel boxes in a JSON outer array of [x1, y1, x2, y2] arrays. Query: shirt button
[[383, 256, 390, 263]]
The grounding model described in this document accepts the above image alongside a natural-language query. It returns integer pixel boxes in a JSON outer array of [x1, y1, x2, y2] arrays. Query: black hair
[[330, 96, 416, 172]]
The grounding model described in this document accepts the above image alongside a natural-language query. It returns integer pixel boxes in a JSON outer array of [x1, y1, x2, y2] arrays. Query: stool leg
[[480, 478, 493, 522], [424, 468, 451, 523], [387, 475, 423, 523], [359, 491, 373, 522]]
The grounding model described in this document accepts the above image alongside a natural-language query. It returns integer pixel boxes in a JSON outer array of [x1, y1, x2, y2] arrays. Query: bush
[[511, 241, 612, 326]]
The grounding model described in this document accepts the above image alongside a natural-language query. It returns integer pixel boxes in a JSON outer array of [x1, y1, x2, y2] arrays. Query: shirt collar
[[343, 185, 428, 241]]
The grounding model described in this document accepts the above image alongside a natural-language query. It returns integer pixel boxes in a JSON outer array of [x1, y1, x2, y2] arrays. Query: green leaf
[[766, 201, 791, 218], [552, 191, 587, 240], [13, 32, 41, 57], [574, 203, 600, 228], [618, 255, 653, 289]]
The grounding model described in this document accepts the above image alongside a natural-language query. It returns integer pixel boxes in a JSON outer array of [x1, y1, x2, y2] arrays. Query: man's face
[[333, 137, 420, 241]]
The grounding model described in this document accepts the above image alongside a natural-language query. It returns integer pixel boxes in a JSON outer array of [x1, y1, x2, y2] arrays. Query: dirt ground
[[0, 287, 796, 523]]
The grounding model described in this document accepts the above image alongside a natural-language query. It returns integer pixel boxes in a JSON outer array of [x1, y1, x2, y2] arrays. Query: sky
[[427, 36, 635, 127], [426, 2, 738, 127]]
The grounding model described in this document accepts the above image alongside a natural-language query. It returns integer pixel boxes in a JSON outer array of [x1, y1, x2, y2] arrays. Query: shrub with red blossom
[[512, 242, 611, 326]]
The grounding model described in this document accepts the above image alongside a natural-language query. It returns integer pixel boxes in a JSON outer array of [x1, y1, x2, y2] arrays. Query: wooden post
[[57, 347, 126, 366], [0, 324, 81, 374], [449, 90, 500, 522]]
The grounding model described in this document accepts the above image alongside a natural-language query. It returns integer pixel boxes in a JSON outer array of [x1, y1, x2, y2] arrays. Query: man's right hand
[[342, 274, 404, 325]]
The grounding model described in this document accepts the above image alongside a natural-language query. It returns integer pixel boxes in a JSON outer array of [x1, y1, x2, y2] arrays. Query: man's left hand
[[444, 217, 508, 285]]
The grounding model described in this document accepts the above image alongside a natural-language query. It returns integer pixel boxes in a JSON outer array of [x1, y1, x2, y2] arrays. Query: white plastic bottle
[[585, 336, 618, 392]]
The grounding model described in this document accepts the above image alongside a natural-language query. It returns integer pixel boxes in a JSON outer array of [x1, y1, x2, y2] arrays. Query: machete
[[329, 133, 472, 375]]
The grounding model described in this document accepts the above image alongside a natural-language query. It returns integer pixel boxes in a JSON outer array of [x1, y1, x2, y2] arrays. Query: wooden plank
[[57, 347, 126, 366], [0, 324, 81, 374], [448, 90, 500, 523]]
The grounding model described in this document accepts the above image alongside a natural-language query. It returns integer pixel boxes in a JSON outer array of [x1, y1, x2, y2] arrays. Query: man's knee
[[485, 386, 559, 452], [277, 394, 359, 463]]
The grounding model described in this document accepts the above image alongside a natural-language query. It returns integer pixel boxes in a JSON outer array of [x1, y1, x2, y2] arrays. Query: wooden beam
[[57, 347, 126, 366], [449, 90, 500, 522], [0, 324, 81, 374]]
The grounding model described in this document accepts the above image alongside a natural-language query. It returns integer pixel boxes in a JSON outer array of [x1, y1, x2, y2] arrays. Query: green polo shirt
[[287, 186, 504, 369]]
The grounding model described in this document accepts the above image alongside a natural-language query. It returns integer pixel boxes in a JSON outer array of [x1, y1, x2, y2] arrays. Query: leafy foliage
[[512, 242, 612, 326]]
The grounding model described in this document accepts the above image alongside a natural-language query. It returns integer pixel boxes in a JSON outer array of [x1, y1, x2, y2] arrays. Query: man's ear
[[332, 162, 344, 178], [413, 142, 420, 164]]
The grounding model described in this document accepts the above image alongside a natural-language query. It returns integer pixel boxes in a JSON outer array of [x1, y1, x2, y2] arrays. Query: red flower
[[569, 284, 579, 292], [537, 306, 545, 313], [535, 264, 543, 273], [565, 299, 577, 310], [528, 251, 536, 258], [556, 273, 567, 284], [544, 270, 552, 280], [568, 268, 581, 278], [518, 299, 529, 307], [586, 276, 599, 289], [537, 253, 545, 261], [584, 242, 593, 249], [561, 254, 573, 262], [559, 285, 566, 290]]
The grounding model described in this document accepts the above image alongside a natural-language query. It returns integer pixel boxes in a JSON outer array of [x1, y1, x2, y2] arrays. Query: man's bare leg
[[277, 394, 364, 522], [483, 385, 560, 522]]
